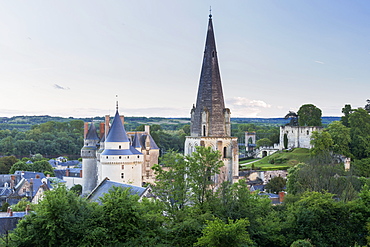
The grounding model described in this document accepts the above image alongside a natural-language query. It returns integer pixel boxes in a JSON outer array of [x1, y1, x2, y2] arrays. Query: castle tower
[[81, 122, 100, 195], [185, 13, 239, 183], [100, 109, 144, 186]]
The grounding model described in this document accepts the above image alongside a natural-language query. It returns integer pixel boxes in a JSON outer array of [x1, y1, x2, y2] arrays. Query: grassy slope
[[240, 148, 310, 171]]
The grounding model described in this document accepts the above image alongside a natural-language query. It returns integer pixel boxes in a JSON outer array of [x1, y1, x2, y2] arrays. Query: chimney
[[46, 174, 50, 178], [100, 122, 105, 138], [10, 175, 15, 189], [84, 122, 89, 139], [120, 115, 124, 125], [9, 208, 13, 217], [80, 169, 83, 178], [279, 191, 285, 203], [145, 125, 150, 134], [105, 115, 110, 137], [66, 169, 70, 177]]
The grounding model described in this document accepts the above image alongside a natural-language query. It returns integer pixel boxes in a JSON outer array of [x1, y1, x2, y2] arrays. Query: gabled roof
[[86, 122, 100, 140], [105, 110, 130, 143], [139, 134, 159, 150], [87, 177, 148, 204]]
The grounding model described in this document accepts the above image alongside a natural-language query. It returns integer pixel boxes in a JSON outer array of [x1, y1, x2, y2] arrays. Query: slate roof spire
[[105, 110, 129, 143], [86, 121, 99, 140], [191, 13, 227, 137]]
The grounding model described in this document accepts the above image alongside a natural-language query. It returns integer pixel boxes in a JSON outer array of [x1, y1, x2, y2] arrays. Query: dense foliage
[[0, 120, 84, 158], [1, 147, 370, 246]]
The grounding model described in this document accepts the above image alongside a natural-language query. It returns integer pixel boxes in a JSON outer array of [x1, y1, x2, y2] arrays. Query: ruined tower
[[185, 13, 239, 183]]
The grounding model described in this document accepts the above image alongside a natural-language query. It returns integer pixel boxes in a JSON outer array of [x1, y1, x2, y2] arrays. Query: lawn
[[240, 148, 310, 171]]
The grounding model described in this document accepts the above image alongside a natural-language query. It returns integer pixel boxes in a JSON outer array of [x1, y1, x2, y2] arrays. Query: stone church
[[81, 107, 159, 195], [184, 13, 239, 183]]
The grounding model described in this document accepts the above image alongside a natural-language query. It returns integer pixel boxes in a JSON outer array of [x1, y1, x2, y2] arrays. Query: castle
[[81, 108, 159, 195], [81, 13, 238, 194]]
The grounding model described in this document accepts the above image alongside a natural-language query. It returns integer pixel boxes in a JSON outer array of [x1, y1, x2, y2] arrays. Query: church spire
[[190, 13, 227, 137]]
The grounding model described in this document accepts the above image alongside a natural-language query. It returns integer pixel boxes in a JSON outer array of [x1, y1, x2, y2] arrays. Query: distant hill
[[0, 115, 341, 131]]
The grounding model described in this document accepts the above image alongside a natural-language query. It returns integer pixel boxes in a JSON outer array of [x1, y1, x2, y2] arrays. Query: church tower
[[81, 122, 100, 195], [185, 13, 239, 183]]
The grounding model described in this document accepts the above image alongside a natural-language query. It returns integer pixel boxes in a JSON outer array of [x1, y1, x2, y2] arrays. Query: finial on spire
[[209, 6, 212, 19], [116, 95, 118, 110]]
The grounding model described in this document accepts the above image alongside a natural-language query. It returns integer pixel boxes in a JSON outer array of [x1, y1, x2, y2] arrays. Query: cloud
[[226, 97, 272, 117], [53, 84, 70, 90], [314, 60, 325, 64]]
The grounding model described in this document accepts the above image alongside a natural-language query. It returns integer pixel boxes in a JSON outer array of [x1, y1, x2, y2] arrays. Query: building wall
[[100, 154, 143, 187], [185, 136, 239, 183], [279, 126, 323, 150]]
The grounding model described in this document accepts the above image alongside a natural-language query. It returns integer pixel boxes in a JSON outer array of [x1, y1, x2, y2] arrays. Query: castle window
[[146, 171, 150, 178], [121, 173, 124, 179], [119, 145, 121, 149], [147, 162, 150, 167], [127, 156, 129, 159], [106, 156, 108, 159], [223, 147, 227, 158], [212, 51, 215, 57], [307, 130, 309, 135], [119, 156, 121, 159], [146, 150, 149, 155], [137, 155, 140, 158], [203, 125, 206, 136], [122, 165, 124, 169]]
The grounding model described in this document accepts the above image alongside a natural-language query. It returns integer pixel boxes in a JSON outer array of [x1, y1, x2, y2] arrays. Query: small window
[[223, 147, 227, 158], [137, 155, 140, 158], [122, 165, 124, 169], [119, 145, 121, 149], [121, 173, 124, 179], [307, 130, 309, 135], [119, 156, 121, 159], [212, 51, 215, 57], [146, 171, 150, 178], [127, 156, 129, 159], [106, 156, 108, 159]]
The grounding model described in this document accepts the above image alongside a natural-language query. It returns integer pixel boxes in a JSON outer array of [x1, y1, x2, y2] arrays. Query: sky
[[1, 1, 370, 118]]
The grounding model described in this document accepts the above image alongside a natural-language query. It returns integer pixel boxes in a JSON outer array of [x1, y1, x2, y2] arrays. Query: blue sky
[[1, 1, 370, 118]]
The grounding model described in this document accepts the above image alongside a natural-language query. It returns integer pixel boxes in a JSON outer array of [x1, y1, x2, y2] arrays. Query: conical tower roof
[[131, 132, 142, 149], [105, 110, 130, 142], [191, 14, 227, 137], [86, 122, 99, 140]]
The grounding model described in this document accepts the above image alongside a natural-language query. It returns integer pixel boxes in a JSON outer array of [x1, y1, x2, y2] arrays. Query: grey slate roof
[[14, 171, 45, 180], [86, 122, 100, 140], [87, 178, 148, 204], [101, 146, 142, 156], [131, 132, 142, 149], [105, 110, 130, 143], [191, 14, 227, 137]]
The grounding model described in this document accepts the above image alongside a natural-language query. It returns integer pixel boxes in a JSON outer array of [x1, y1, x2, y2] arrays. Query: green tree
[[327, 121, 351, 157], [256, 138, 272, 148], [286, 191, 354, 247], [341, 104, 352, 127], [297, 104, 322, 126], [310, 131, 333, 156], [290, 239, 313, 247], [348, 108, 370, 159], [265, 176, 286, 194], [187, 146, 223, 209], [9, 161, 30, 174], [194, 217, 253, 247], [9, 185, 101, 246], [0, 156, 18, 174], [32, 160, 55, 176], [152, 150, 189, 217]]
